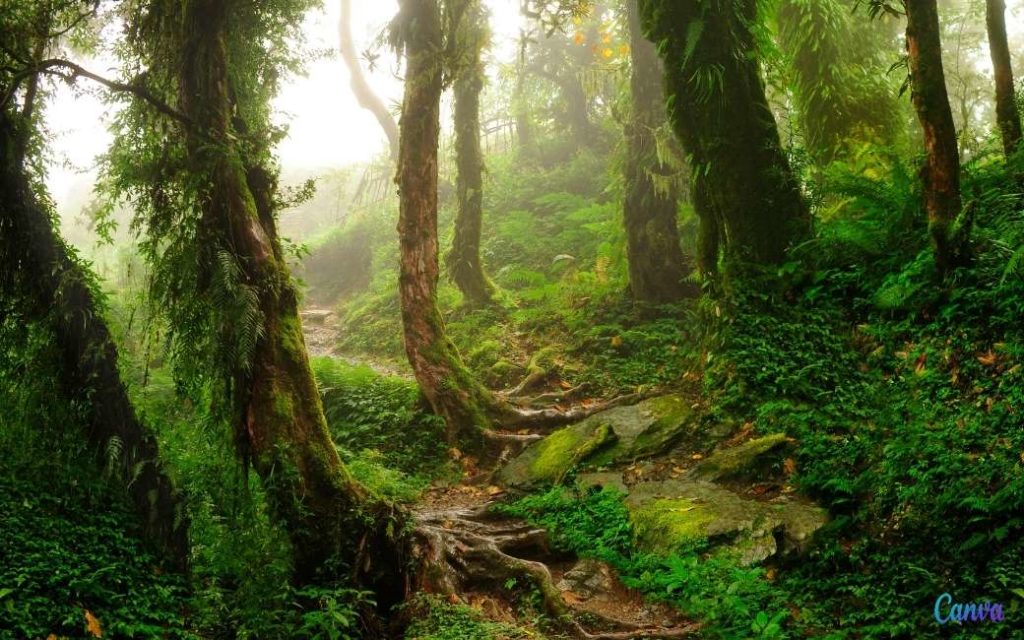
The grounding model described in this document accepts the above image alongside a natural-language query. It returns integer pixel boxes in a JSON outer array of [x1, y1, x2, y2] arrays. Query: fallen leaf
[[977, 350, 998, 366], [85, 610, 102, 638], [447, 447, 462, 461], [610, 335, 623, 348], [561, 590, 583, 605], [783, 458, 797, 475]]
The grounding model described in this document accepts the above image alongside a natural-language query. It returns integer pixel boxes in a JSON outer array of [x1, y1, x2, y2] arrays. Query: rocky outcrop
[[498, 398, 828, 565]]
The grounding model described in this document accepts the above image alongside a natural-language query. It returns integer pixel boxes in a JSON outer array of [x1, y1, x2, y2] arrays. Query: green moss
[[528, 423, 616, 483], [280, 313, 306, 359], [693, 433, 789, 481], [273, 391, 295, 420], [630, 497, 715, 553]]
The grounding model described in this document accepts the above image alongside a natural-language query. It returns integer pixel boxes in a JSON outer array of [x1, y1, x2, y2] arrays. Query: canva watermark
[[933, 593, 1005, 624]]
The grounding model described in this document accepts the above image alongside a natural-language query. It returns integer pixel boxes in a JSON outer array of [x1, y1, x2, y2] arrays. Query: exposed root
[[411, 504, 698, 639], [519, 383, 589, 407], [501, 364, 548, 398], [496, 392, 652, 430]]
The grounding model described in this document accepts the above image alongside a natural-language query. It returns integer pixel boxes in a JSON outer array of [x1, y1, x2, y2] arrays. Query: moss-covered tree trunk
[[176, 0, 404, 594], [985, 0, 1022, 158], [905, 0, 963, 274], [339, 0, 400, 161], [446, 0, 495, 306], [0, 113, 188, 567], [622, 0, 695, 302], [396, 0, 499, 449], [638, 0, 810, 267]]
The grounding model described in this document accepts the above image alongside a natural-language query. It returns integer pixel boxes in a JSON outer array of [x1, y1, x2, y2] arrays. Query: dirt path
[[412, 483, 699, 639], [300, 307, 409, 377]]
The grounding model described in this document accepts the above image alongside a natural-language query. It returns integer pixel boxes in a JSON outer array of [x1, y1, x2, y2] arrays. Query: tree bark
[[905, 0, 963, 274], [176, 0, 405, 596], [396, 0, 500, 450], [622, 0, 695, 302], [0, 113, 188, 568], [447, 0, 496, 306], [985, 0, 1022, 158], [339, 0, 400, 161], [638, 0, 810, 267]]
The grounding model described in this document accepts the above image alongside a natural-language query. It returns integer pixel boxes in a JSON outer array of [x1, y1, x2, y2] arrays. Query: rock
[[556, 559, 615, 599], [498, 395, 701, 488], [624, 478, 827, 565], [576, 471, 628, 494], [497, 422, 617, 488], [691, 433, 789, 481]]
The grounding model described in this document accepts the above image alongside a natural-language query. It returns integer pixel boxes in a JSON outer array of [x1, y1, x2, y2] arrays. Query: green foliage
[[0, 320, 190, 639], [312, 357, 450, 480], [697, 156, 1024, 637], [402, 595, 536, 640]]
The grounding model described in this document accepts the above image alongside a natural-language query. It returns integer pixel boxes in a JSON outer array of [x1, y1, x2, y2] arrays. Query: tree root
[[411, 505, 698, 639], [495, 391, 653, 430]]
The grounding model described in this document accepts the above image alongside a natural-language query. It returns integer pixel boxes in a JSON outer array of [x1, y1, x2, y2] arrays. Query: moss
[[626, 396, 694, 459], [630, 497, 715, 553], [693, 433, 789, 481], [280, 312, 306, 359], [529, 423, 617, 483]]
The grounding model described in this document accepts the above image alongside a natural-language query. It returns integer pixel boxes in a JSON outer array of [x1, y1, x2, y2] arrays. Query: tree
[[985, 0, 1022, 158], [639, 0, 811, 269], [622, 0, 695, 302], [107, 0, 406, 598], [339, 0, 400, 161], [0, 1, 187, 568], [394, 0, 501, 448], [446, 0, 497, 306], [904, 0, 964, 273]]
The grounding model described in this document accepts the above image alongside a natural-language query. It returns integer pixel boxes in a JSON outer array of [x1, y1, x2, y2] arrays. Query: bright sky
[[44, 0, 523, 216]]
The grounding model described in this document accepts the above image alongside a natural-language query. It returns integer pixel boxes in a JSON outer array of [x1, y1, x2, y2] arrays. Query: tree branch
[[1, 58, 195, 130]]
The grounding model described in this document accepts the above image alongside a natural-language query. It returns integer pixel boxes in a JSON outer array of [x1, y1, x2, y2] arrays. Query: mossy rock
[[577, 395, 700, 466], [497, 395, 700, 488], [498, 422, 618, 487], [691, 433, 789, 482], [624, 479, 827, 565]]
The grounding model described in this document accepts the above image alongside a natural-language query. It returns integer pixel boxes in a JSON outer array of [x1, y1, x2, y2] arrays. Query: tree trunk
[[0, 113, 188, 568], [396, 0, 500, 450], [447, 0, 496, 306], [622, 0, 695, 302], [905, 0, 963, 274], [177, 0, 405, 597], [985, 0, 1022, 158], [638, 0, 810, 267], [339, 0, 400, 161]]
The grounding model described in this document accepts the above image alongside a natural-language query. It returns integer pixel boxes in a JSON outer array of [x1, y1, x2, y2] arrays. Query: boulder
[[691, 433, 789, 481], [625, 479, 827, 565], [497, 395, 698, 488], [498, 422, 617, 487]]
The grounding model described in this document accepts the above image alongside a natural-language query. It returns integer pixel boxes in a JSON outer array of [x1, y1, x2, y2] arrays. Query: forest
[[1, 0, 1023, 637]]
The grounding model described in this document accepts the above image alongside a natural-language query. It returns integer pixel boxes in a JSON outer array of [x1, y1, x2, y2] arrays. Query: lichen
[[630, 497, 714, 553]]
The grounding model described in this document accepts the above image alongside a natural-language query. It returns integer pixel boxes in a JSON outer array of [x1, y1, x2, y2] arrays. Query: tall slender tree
[[394, 0, 499, 447], [107, 0, 406, 596], [622, 0, 694, 302], [339, 0, 400, 161], [904, 0, 964, 273], [447, 0, 496, 306], [985, 0, 1022, 158], [639, 0, 811, 268]]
